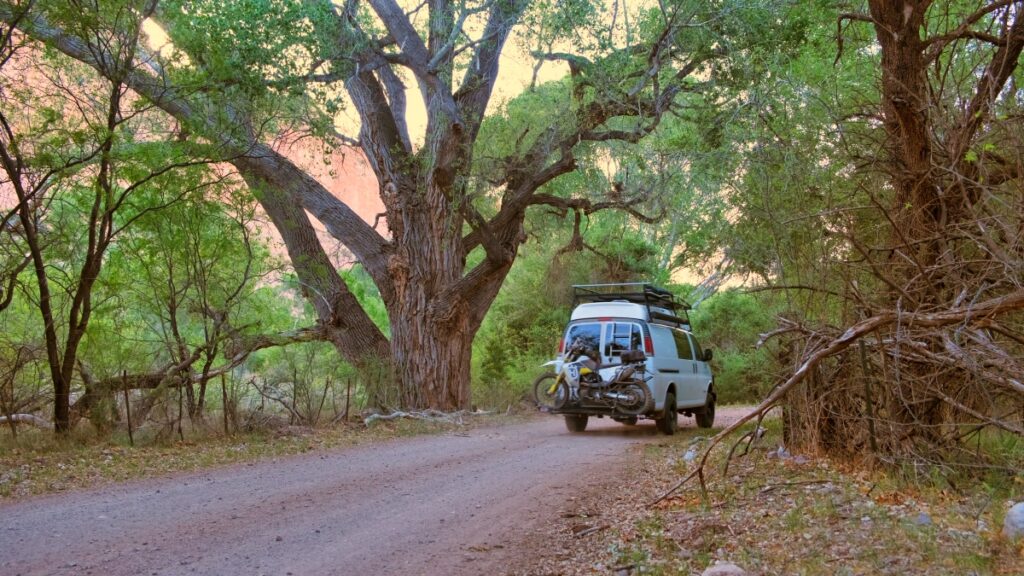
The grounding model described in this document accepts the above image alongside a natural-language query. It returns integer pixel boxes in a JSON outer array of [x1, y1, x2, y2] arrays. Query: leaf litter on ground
[[508, 417, 1023, 576]]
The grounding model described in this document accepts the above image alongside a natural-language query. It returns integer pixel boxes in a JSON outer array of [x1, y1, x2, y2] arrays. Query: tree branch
[[922, 0, 1017, 59], [835, 12, 874, 65], [530, 190, 662, 223], [365, 0, 461, 124], [455, 0, 529, 140], [946, 6, 1024, 165]]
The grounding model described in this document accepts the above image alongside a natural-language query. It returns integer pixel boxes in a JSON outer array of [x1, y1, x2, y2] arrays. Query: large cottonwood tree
[[2, 0, 784, 410]]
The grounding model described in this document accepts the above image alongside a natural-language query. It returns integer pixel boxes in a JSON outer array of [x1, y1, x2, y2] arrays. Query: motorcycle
[[532, 339, 653, 416]]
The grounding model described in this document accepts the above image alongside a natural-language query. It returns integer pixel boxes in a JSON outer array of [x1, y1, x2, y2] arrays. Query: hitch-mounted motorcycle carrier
[[538, 406, 650, 417]]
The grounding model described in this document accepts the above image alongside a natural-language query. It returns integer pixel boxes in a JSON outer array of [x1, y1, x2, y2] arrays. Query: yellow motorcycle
[[533, 339, 652, 416]]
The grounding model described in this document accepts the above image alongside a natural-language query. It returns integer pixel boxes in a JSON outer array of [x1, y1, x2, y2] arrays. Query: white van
[[548, 283, 715, 435]]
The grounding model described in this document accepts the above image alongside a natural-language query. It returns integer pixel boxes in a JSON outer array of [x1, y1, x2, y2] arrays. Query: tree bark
[[390, 304, 472, 410], [869, 1, 941, 302]]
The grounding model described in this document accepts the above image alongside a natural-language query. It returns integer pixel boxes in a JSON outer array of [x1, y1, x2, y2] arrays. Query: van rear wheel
[[564, 414, 589, 433], [656, 392, 679, 435]]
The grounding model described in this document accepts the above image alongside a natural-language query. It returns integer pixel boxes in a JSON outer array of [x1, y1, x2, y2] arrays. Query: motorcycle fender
[[541, 359, 563, 371]]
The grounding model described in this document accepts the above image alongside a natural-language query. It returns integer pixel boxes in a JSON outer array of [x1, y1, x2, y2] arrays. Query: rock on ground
[[701, 561, 748, 576], [1004, 502, 1024, 540]]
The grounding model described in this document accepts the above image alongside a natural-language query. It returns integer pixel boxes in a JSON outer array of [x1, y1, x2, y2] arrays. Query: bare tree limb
[[0, 413, 53, 429]]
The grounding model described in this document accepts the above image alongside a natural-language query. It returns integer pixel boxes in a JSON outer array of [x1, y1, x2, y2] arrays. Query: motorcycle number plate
[[566, 364, 579, 381]]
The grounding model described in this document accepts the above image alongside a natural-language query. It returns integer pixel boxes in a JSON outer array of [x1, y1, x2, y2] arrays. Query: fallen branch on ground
[[0, 414, 54, 429], [363, 409, 494, 426], [574, 523, 611, 538]]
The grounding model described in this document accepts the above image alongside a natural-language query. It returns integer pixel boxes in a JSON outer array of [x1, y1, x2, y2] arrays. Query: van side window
[[672, 330, 694, 360], [606, 323, 642, 358], [690, 334, 703, 360]]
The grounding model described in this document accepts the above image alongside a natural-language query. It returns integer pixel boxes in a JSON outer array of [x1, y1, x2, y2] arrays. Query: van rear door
[[602, 321, 644, 364]]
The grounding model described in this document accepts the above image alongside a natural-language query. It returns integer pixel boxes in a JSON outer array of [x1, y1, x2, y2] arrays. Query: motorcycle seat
[[620, 349, 646, 364]]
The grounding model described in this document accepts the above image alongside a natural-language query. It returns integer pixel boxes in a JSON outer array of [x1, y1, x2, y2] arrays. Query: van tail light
[[557, 338, 564, 354], [644, 336, 654, 355]]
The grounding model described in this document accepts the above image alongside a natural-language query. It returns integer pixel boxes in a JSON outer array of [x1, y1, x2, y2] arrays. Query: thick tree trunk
[[780, 2, 1024, 464], [865, 2, 947, 444], [390, 305, 473, 410], [383, 233, 514, 410], [869, 1, 942, 300], [384, 172, 473, 410]]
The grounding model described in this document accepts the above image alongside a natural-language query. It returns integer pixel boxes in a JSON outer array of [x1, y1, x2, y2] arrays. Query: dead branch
[[574, 523, 611, 538], [933, 388, 1024, 436], [0, 413, 53, 429], [363, 409, 493, 426], [756, 320, 806, 348], [250, 381, 305, 423]]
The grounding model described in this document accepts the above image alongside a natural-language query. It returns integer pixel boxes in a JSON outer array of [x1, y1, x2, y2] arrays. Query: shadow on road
[[544, 417, 716, 438]]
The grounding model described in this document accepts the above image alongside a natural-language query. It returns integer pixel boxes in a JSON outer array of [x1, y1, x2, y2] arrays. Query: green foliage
[[340, 265, 389, 336], [159, 0, 348, 88], [721, 1, 879, 288], [144, 0, 356, 141], [690, 289, 779, 404]]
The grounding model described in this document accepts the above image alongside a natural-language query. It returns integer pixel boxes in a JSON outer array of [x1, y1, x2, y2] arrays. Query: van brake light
[[557, 338, 564, 354], [644, 336, 654, 355]]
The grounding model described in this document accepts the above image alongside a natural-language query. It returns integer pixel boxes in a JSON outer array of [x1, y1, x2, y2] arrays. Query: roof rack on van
[[572, 283, 691, 329]]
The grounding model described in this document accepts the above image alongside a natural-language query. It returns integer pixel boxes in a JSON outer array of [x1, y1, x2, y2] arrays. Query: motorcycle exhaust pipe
[[603, 391, 634, 402]]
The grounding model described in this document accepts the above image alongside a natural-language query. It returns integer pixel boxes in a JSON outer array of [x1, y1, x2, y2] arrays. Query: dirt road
[[0, 408, 752, 576]]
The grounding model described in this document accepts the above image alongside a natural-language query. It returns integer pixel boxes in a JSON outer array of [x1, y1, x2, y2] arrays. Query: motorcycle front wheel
[[532, 372, 567, 410]]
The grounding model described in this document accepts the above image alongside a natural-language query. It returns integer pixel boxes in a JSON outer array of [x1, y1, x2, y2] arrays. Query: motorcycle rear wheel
[[615, 382, 654, 416], [532, 372, 567, 410]]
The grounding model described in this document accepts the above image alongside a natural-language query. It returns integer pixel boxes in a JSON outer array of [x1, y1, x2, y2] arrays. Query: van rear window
[[565, 323, 601, 352], [606, 322, 643, 357]]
